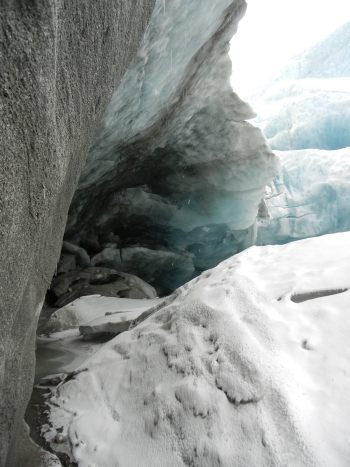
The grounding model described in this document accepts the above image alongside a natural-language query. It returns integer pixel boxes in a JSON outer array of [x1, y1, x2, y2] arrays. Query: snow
[[45, 232, 350, 466], [39, 296, 163, 334], [257, 147, 350, 245]]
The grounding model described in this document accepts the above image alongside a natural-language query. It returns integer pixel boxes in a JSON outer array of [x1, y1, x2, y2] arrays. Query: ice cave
[[1, 1, 350, 466]]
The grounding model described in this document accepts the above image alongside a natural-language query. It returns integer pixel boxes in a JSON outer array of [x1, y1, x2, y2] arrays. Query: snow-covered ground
[[35, 297, 164, 384], [42, 232, 350, 466]]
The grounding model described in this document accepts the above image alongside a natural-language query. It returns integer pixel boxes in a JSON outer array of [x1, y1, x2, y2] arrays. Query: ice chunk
[[253, 78, 350, 150], [79, 309, 149, 340]]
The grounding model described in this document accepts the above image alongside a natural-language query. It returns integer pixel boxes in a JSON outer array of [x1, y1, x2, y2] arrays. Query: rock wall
[[0, 1, 155, 464], [65, 0, 279, 294]]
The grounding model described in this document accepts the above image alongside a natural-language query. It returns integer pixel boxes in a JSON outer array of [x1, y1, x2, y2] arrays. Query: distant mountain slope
[[251, 21, 350, 151], [277, 20, 350, 81]]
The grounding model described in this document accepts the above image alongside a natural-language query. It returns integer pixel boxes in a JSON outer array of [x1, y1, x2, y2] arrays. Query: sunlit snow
[[43, 232, 350, 467]]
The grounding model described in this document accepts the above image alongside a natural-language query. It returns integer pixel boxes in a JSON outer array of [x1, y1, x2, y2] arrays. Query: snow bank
[[45, 232, 350, 466]]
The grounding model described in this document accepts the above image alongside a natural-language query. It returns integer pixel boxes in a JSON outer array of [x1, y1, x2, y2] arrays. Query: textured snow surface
[[65, 0, 278, 292], [257, 147, 350, 245], [251, 21, 350, 151], [46, 232, 350, 467]]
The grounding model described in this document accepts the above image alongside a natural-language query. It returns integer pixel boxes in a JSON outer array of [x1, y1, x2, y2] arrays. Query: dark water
[[34, 344, 73, 385]]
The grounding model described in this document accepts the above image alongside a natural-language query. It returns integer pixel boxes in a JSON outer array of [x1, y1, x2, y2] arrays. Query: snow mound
[[257, 147, 350, 245], [45, 232, 350, 466]]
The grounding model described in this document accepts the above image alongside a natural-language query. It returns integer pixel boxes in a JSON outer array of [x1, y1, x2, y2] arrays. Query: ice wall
[[65, 0, 278, 293], [252, 22, 350, 246], [257, 148, 350, 245], [251, 21, 350, 151]]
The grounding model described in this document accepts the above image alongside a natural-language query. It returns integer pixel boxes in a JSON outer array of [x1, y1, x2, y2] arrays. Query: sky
[[229, 0, 350, 97]]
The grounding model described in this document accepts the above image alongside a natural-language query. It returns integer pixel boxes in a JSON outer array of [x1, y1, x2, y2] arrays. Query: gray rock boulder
[[0, 1, 155, 464], [91, 246, 195, 294], [48, 266, 157, 309], [57, 254, 77, 275], [61, 241, 91, 268]]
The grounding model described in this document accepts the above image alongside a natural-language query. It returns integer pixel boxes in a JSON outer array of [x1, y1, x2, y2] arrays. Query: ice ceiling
[[65, 0, 278, 294]]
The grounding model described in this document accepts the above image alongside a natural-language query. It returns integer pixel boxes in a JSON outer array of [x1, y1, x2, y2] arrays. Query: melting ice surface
[[43, 232, 350, 466]]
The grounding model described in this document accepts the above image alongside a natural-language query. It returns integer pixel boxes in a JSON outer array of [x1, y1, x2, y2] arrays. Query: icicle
[[163, 0, 165, 14], [170, 50, 172, 72]]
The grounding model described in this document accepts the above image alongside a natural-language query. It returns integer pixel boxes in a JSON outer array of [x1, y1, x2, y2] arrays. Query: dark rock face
[[0, 0, 155, 464], [65, 0, 279, 292]]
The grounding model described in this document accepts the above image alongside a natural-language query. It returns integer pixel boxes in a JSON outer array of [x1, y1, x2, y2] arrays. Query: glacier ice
[[250, 22, 350, 247], [44, 232, 350, 466], [251, 21, 350, 151], [257, 147, 350, 245], [65, 0, 279, 292]]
